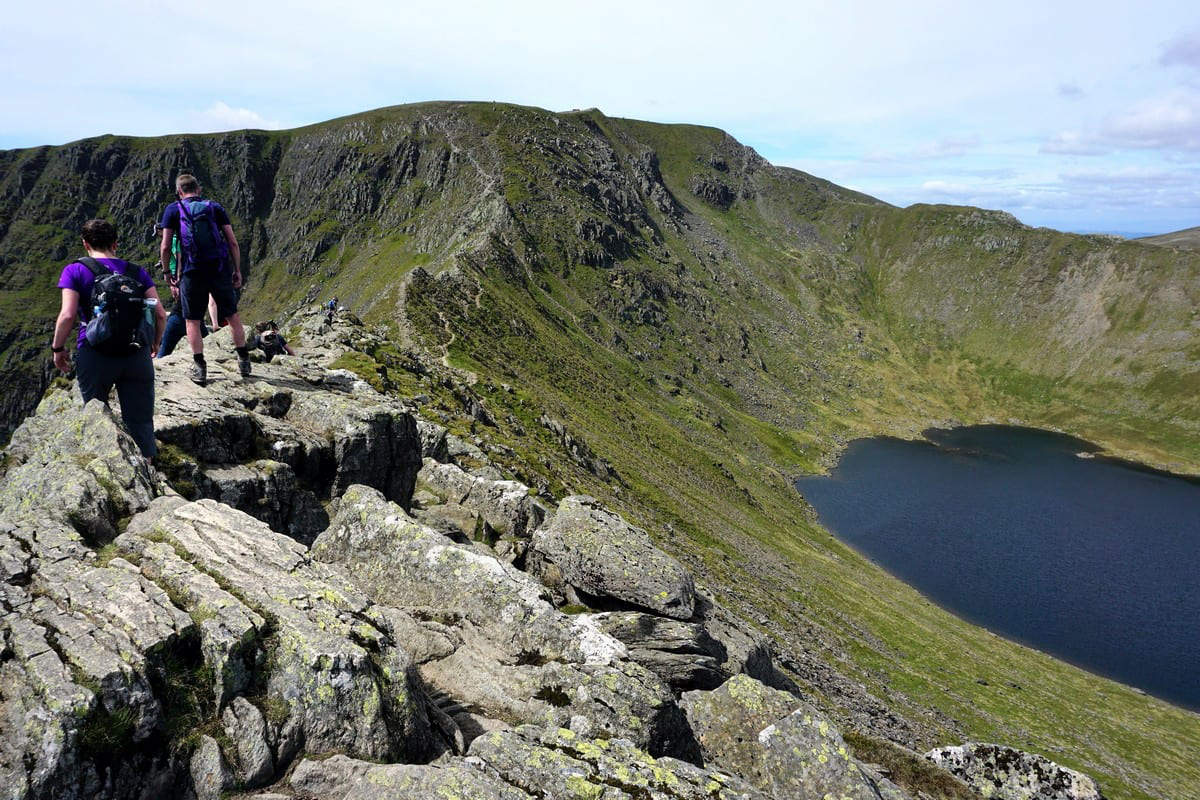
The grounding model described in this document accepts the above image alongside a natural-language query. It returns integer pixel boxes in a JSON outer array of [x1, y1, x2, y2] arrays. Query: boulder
[[415, 457, 544, 539], [586, 611, 729, 690], [529, 496, 695, 619], [682, 675, 906, 800], [416, 419, 450, 461], [925, 743, 1105, 800], [221, 696, 275, 788], [1, 393, 156, 542], [189, 734, 232, 800]]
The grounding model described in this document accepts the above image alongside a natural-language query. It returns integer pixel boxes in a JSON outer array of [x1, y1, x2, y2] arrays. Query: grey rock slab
[[529, 495, 695, 619], [587, 611, 729, 691], [467, 725, 767, 799], [680, 674, 801, 778], [416, 418, 450, 461], [925, 743, 1105, 800], [1, 394, 155, 541], [289, 753, 531, 800]]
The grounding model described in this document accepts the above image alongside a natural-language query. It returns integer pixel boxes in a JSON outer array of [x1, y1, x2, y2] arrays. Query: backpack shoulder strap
[[78, 256, 109, 278]]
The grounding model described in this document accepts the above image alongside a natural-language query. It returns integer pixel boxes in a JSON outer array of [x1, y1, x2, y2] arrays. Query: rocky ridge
[[0, 314, 1107, 799]]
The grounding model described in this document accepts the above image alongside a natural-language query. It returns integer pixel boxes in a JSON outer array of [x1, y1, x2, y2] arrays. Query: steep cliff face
[[2, 103, 1199, 800]]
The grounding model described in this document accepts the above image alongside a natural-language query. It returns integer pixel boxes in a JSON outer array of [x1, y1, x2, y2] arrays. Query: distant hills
[[1138, 224, 1200, 249]]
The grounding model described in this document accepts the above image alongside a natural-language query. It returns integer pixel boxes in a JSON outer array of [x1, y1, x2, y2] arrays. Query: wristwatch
[[51, 345, 65, 353]]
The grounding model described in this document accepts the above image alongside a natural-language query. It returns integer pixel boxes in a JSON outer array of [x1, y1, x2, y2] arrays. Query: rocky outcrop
[[414, 457, 545, 540], [538, 414, 615, 479], [119, 496, 438, 769], [311, 484, 700, 762], [151, 330, 422, 540], [925, 743, 1105, 800], [528, 495, 696, 618], [689, 174, 736, 209]]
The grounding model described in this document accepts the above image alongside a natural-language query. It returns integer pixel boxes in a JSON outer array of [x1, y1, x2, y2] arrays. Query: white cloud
[[185, 102, 284, 134], [1040, 131, 1109, 156], [1100, 89, 1200, 150]]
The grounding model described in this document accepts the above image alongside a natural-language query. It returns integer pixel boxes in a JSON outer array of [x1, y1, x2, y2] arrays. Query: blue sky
[[4, 0, 1199, 235]]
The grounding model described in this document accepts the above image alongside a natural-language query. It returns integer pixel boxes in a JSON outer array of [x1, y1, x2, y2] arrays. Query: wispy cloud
[[185, 102, 284, 133], [1040, 131, 1109, 156], [1160, 28, 1200, 71]]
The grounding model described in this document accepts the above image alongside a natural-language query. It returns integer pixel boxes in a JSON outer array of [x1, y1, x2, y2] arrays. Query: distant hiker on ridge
[[159, 173, 250, 385], [51, 219, 166, 460]]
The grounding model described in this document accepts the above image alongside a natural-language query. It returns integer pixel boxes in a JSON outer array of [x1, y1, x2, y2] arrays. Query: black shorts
[[180, 266, 239, 322]]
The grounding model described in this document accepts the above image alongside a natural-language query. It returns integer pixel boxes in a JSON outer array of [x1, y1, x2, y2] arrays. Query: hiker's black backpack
[[80, 257, 154, 356]]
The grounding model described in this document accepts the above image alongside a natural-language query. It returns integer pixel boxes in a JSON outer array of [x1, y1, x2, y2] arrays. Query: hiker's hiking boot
[[238, 353, 252, 377], [189, 360, 207, 386]]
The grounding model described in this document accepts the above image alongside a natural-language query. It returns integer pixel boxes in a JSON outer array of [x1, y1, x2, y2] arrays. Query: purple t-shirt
[[57, 258, 156, 348], [159, 196, 232, 272]]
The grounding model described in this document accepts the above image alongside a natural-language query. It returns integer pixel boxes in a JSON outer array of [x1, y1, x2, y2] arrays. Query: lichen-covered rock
[[680, 674, 801, 776], [118, 498, 437, 768], [416, 418, 450, 462], [313, 485, 699, 761], [682, 675, 906, 800], [924, 743, 1105, 800], [289, 753, 531, 799], [529, 496, 695, 619], [189, 734, 232, 800], [416, 457, 544, 539], [222, 696, 275, 788], [153, 344, 422, 519], [587, 611, 729, 690], [1, 393, 156, 541], [467, 725, 767, 799]]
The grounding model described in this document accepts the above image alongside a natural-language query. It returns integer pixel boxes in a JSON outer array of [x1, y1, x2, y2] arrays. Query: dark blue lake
[[794, 425, 1200, 711]]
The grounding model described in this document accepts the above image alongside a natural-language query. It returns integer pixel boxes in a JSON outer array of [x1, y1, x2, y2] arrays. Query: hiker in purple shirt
[[159, 173, 250, 385], [51, 219, 167, 459]]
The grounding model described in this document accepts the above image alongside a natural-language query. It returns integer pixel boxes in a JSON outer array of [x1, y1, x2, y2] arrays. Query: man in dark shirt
[[159, 173, 250, 385]]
